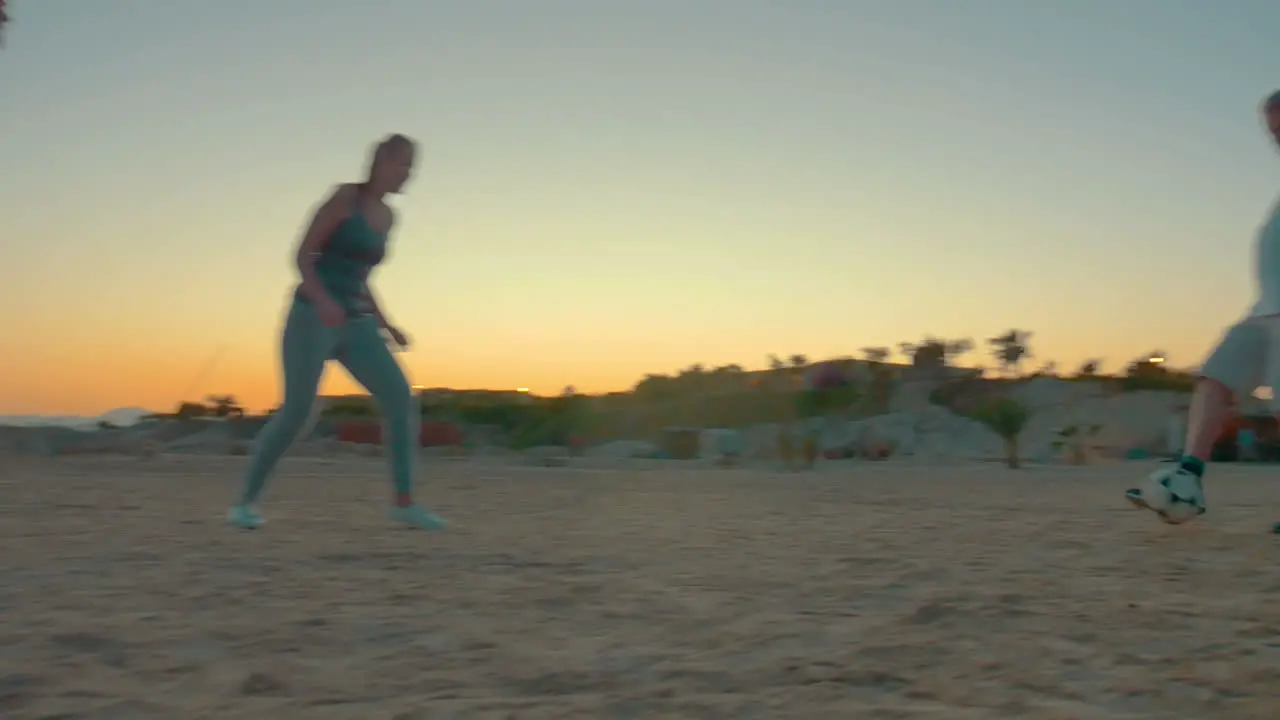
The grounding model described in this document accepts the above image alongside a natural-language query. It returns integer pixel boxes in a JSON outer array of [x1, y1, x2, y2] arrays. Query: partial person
[[1125, 91, 1280, 533], [227, 134, 445, 531]]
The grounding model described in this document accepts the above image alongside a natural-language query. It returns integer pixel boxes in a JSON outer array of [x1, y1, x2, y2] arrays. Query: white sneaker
[[1125, 467, 1206, 524], [227, 504, 265, 529]]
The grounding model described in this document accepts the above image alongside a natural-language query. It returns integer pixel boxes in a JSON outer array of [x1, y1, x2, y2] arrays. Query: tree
[[546, 386, 588, 449], [634, 373, 677, 401], [1120, 350, 1194, 391], [860, 347, 890, 364], [898, 341, 916, 364], [175, 401, 209, 420], [793, 373, 859, 469], [1075, 359, 1101, 378], [897, 336, 972, 370], [971, 396, 1031, 469], [322, 396, 377, 418], [987, 330, 1033, 377], [1032, 360, 1058, 377], [205, 394, 245, 419], [768, 354, 785, 371], [945, 338, 975, 365], [861, 346, 894, 414], [797, 378, 860, 420], [708, 364, 748, 393], [905, 337, 947, 369], [1051, 423, 1101, 465], [1124, 351, 1167, 380], [788, 354, 808, 369]]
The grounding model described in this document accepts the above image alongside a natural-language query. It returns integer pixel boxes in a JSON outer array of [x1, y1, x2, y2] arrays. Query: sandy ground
[[2, 455, 1280, 719]]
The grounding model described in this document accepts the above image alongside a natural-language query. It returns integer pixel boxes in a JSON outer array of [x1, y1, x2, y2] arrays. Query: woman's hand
[[386, 326, 411, 349], [384, 325, 409, 348]]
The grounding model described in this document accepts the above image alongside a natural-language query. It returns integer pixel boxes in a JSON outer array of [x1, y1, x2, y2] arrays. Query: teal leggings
[[239, 300, 416, 504]]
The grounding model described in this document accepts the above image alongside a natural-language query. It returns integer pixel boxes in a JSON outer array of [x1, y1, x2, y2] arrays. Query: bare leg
[[1125, 320, 1263, 521], [1125, 378, 1228, 513], [1182, 378, 1233, 466]]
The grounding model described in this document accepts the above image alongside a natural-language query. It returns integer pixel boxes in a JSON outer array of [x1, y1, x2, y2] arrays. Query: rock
[[525, 445, 570, 467], [240, 671, 285, 696], [698, 428, 744, 462], [586, 440, 657, 460]]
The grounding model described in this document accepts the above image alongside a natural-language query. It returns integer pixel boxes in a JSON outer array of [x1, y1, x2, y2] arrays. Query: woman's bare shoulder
[[312, 183, 359, 217], [329, 183, 360, 203]]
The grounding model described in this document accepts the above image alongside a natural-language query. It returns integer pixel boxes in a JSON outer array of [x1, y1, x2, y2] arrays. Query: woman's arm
[[295, 184, 356, 305], [363, 203, 400, 329], [364, 285, 395, 330]]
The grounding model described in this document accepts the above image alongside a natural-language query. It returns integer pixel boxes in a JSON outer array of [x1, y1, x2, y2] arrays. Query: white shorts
[[1200, 315, 1280, 408]]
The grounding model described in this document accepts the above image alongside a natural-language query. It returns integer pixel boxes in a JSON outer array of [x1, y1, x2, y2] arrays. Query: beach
[[2, 454, 1278, 719]]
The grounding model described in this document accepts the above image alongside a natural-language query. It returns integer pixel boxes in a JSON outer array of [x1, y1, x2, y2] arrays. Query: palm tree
[[971, 397, 1031, 468], [987, 330, 1033, 377], [945, 338, 975, 365]]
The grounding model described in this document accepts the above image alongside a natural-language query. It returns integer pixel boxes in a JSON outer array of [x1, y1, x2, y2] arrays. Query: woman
[[228, 134, 445, 531]]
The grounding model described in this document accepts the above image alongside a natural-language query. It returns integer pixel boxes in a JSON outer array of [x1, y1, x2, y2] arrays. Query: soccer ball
[[1140, 467, 1205, 524]]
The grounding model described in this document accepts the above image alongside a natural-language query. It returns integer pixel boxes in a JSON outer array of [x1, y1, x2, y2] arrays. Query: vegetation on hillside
[[160, 395, 246, 420], [158, 329, 1199, 453]]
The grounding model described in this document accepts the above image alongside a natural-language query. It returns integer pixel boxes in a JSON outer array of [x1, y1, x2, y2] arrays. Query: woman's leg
[[233, 302, 334, 517], [339, 318, 443, 529]]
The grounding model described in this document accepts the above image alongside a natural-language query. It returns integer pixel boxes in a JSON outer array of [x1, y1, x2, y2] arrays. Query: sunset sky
[[2, 0, 1279, 415]]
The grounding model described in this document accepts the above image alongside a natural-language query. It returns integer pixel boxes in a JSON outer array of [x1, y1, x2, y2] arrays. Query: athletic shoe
[[227, 504, 265, 529], [390, 504, 446, 530]]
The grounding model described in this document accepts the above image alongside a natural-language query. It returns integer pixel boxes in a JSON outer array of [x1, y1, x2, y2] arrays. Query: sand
[[1, 455, 1279, 719]]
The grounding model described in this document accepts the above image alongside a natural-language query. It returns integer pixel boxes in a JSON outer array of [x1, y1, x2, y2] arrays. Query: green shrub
[[970, 396, 1031, 469]]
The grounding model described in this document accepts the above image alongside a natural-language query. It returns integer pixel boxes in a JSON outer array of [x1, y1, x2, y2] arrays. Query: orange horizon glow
[[0, 338, 1215, 417], [2, 3, 1273, 418]]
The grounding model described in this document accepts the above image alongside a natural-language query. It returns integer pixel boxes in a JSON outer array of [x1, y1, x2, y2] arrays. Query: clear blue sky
[[1, 0, 1278, 414]]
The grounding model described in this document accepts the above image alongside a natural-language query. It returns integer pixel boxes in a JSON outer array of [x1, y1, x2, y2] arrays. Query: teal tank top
[[296, 191, 388, 315]]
